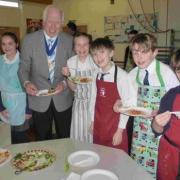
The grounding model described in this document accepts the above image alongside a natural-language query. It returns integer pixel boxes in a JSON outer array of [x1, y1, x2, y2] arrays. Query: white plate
[[81, 169, 119, 180], [68, 150, 100, 168], [36, 89, 57, 96], [0, 148, 11, 167], [118, 106, 152, 117]]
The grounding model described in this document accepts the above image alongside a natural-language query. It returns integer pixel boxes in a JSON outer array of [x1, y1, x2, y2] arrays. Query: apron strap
[[156, 60, 165, 87], [136, 60, 165, 87], [136, 68, 141, 85], [164, 134, 180, 179], [114, 65, 118, 83]]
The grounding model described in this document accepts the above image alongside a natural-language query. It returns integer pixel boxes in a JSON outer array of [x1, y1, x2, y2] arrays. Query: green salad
[[12, 149, 56, 172]]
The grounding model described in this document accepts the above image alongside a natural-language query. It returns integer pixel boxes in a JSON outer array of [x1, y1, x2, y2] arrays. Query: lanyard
[[44, 37, 58, 57]]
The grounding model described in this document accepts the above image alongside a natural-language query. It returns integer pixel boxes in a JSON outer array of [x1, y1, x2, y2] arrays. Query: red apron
[[93, 65, 128, 153], [157, 94, 180, 180]]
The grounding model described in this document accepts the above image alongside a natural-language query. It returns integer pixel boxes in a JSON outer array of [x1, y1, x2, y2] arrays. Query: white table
[[0, 138, 153, 180]]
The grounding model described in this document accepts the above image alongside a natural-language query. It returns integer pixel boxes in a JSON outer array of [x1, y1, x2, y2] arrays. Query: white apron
[[70, 56, 95, 143]]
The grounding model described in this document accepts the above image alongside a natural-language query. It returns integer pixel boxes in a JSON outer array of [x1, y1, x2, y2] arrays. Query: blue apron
[[0, 55, 26, 126]]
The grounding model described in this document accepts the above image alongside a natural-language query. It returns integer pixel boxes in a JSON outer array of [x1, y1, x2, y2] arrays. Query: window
[[0, 0, 19, 8]]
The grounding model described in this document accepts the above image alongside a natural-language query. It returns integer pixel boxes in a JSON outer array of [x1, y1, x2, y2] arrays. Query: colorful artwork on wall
[[104, 13, 158, 43]]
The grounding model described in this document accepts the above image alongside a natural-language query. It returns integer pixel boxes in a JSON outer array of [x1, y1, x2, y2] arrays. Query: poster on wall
[[104, 13, 158, 43], [26, 18, 42, 33]]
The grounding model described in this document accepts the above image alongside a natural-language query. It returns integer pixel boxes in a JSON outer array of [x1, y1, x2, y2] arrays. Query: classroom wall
[[54, 0, 178, 62], [0, 1, 46, 39], [0, 0, 179, 62]]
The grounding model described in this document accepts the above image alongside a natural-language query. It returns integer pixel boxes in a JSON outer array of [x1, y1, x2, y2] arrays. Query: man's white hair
[[42, 5, 64, 24]]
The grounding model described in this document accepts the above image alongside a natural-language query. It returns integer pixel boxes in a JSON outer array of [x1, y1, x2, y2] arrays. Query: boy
[[114, 33, 179, 178], [152, 85, 180, 180], [89, 38, 136, 153]]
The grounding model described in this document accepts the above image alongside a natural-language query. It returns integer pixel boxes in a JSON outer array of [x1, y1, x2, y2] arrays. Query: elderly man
[[18, 5, 74, 141]]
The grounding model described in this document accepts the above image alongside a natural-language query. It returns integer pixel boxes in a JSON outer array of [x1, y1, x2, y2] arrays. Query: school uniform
[[67, 55, 97, 143], [153, 86, 180, 180], [89, 62, 136, 152], [129, 59, 179, 178]]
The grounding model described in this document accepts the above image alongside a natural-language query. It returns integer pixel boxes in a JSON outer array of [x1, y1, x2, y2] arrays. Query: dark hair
[[91, 38, 114, 52], [128, 30, 138, 35], [74, 32, 92, 45], [1, 32, 18, 45], [171, 49, 180, 69], [67, 21, 77, 32], [1, 32, 19, 51], [130, 33, 157, 52]]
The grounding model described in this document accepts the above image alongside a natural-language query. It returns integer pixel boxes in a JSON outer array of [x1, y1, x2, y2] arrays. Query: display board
[[104, 13, 158, 43]]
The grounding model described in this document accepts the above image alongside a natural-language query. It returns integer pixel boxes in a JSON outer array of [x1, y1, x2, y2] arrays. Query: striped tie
[[48, 39, 55, 83]]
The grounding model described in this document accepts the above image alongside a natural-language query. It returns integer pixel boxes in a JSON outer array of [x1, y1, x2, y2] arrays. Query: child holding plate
[[89, 38, 136, 153], [114, 33, 179, 178], [152, 85, 180, 180], [62, 32, 97, 143]]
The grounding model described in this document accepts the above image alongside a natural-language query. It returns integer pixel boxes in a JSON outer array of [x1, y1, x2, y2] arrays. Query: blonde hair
[[130, 33, 157, 52], [42, 5, 64, 24]]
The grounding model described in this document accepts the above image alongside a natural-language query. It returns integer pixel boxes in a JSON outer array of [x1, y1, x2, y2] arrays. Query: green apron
[[131, 60, 166, 179]]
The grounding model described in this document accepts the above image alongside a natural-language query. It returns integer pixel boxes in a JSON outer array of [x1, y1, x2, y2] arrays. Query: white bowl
[[67, 150, 100, 174], [81, 169, 119, 180]]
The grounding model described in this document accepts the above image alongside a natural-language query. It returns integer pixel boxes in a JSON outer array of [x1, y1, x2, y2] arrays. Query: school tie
[[143, 70, 149, 85], [48, 38, 55, 83], [100, 73, 109, 81]]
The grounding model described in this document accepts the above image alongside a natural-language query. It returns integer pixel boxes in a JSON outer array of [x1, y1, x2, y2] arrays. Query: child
[[171, 49, 180, 81], [62, 32, 97, 143], [89, 38, 136, 153], [0, 32, 31, 144], [114, 33, 179, 178], [152, 85, 180, 180], [128, 33, 179, 178]]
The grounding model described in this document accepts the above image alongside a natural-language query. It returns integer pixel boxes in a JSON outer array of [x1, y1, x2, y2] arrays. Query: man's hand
[[25, 82, 38, 96], [112, 128, 123, 146]]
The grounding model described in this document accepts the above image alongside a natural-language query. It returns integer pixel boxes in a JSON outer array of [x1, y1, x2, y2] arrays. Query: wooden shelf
[[20, 0, 53, 4]]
